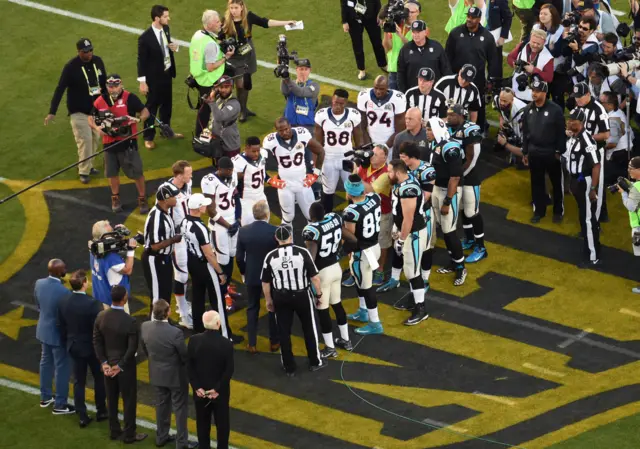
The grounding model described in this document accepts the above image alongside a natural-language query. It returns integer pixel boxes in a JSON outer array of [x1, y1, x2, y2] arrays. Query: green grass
[[0, 184, 25, 265], [0, 385, 160, 449], [549, 413, 640, 448]]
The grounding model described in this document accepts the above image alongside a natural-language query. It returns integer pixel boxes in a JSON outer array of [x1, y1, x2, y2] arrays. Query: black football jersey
[[302, 212, 343, 270], [392, 176, 426, 231], [432, 139, 464, 188], [342, 193, 382, 250], [449, 120, 482, 186]]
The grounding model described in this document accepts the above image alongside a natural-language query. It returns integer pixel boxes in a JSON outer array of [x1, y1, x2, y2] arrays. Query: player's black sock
[[363, 287, 378, 310], [332, 302, 347, 326], [322, 193, 335, 213], [317, 308, 333, 334], [174, 279, 185, 296], [472, 214, 485, 248], [462, 214, 474, 241], [444, 231, 465, 268], [421, 249, 433, 272]]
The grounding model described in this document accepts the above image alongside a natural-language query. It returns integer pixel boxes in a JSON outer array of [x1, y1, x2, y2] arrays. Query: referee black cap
[[418, 67, 435, 81], [156, 183, 180, 201], [411, 20, 427, 32], [531, 78, 548, 93], [467, 6, 482, 17], [568, 108, 586, 122], [570, 82, 589, 98], [76, 38, 93, 52], [275, 224, 293, 241], [460, 64, 477, 82]]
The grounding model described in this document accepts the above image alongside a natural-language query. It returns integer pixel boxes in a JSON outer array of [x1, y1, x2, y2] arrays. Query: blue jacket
[[34, 276, 70, 346], [90, 252, 130, 306], [236, 220, 278, 286], [283, 80, 318, 127]]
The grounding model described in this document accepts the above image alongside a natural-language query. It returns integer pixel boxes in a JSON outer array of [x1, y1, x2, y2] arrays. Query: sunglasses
[[578, 26, 591, 31], [106, 79, 122, 85]]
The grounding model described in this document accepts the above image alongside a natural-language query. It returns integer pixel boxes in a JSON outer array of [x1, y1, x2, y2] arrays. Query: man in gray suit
[[34, 258, 74, 414], [141, 300, 196, 449]]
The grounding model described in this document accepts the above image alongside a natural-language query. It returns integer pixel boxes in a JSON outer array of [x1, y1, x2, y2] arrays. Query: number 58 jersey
[[302, 212, 343, 270], [263, 127, 312, 186], [343, 193, 382, 250], [357, 88, 406, 145]]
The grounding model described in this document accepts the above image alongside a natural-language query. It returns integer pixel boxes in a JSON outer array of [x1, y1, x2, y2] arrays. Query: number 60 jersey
[[263, 127, 313, 186]]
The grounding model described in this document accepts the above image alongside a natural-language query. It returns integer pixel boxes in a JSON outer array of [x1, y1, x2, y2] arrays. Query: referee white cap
[[187, 193, 212, 209], [156, 183, 180, 201]]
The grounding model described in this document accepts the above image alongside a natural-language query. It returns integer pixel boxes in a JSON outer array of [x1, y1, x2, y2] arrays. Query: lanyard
[[81, 64, 100, 93]]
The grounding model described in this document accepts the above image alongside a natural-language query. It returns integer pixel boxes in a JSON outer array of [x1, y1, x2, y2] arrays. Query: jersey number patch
[[218, 192, 235, 210], [319, 229, 342, 258], [278, 153, 304, 168], [362, 209, 382, 238], [251, 169, 265, 189], [366, 111, 392, 128], [326, 131, 350, 146]]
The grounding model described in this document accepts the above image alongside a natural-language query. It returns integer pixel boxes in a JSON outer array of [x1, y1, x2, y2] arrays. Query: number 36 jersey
[[263, 127, 312, 186], [201, 172, 238, 228], [315, 107, 361, 158], [343, 193, 382, 250], [357, 88, 406, 145], [302, 212, 343, 270]]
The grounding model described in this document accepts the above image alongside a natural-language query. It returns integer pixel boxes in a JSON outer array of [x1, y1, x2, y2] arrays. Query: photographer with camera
[[563, 16, 599, 84], [381, 0, 421, 90], [600, 91, 632, 184], [203, 75, 242, 161], [495, 88, 527, 162], [90, 220, 137, 311], [616, 157, 640, 291], [88, 74, 149, 215], [507, 29, 554, 103], [563, 108, 602, 266], [587, 63, 626, 102], [190, 10, 235, 138], [281, 59, 319, 132]]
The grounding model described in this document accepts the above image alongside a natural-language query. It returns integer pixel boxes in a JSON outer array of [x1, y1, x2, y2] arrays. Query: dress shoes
[[79, 415, 93, 428], [144, 140, 156, 150], [247, 345, 258, 354], [96, 410, 109, 422], [123, 433, 148, 444], [270, 343, 281, 352], [167, 133, 184, 139], [156, 434, 175, 447], [180, 442, 199, 449]]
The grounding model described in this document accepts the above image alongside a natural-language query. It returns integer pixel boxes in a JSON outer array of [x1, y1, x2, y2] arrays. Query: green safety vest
[[190, 30, 224, 87], [387, 30, 412, 73], [445, 0, 469, 33], [629, 181, 640, 228], [513, 0, 535, 9]]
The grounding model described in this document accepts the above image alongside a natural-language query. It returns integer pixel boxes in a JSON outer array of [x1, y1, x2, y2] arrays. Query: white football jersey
[[201, 172, 239, 227], [232, 149, 268, 200], [263, 127, 312, 185], [168, 178, 192, 229], [357, 89, 406, 145], [315, 107, 361, 158]]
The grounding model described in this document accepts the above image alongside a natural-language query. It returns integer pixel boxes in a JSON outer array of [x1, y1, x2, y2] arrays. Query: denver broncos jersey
[[392, 176, 426, 231], [449, 120, 482, 186], [432, 139, 464, 188], [342, 193, 382, 250], [232, 149, 268, 200], [302, 212, 343, 270], [315, 107, 361, 158], [262, 128, 312, 185], [201, 172, 239, 228], [357, 88, 406, 144]]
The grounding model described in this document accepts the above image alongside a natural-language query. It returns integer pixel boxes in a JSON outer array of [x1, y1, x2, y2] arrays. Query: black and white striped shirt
[[578, 99, 610, 137], [143, 206, 176, 256], [564, 129, 600, 176], [181, 215, 210, 260], [405, 86, 448, 121], [434, 75, 482, 112], [261, 244, 318, 291]]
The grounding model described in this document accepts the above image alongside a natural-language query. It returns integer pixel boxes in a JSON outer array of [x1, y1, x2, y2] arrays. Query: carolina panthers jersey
[[432, 139, 464, 188], [201, 172, 239, 228], [232, 149, 268, 200], [410, 161, 436, 219], [315, 107, 362, 158], [157, 178, 192, 229], [357, 88, 406, 145], [449, 120, 482, 186], [263, 128, 312, 185], [302, 212, 343, 270], [392, 177, 427, 231], [342, 193, 382, 250]]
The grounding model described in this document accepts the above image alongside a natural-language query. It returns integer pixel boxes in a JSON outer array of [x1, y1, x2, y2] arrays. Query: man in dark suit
[[236, 200, 280, 354], [93, 285, 147, 443], [34, 258, 74, 414], [188, 311, 234, 449], [486, 0, 513, 79], [141, 300, 196, 449], [58, 269, 108, 427], [137, 4, 183, 150]]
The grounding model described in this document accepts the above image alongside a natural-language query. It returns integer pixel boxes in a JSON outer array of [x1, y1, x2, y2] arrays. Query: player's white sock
[[359, 296, 366, 309], [368, 307, 380, 323], [323, 333, 335, 348], [391, 268, 401, 281], [176, 295, 189, 318], [422, 269, 431, 283], [338, 324, 350, 341], [412, 288, 425, 304]]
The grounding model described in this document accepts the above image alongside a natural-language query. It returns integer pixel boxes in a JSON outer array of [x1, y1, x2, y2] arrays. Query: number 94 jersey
[[315, 107, 361, 158], [343, 193, 382, 250], [263, 127, 312, 186], [357, 88, 406, 145], [302, 212, 343, 270]]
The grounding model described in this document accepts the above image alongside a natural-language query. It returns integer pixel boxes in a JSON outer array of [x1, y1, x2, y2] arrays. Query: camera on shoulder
[[93, 111, 133, 138], [342, 143, 375, 172], [382, 0, 409, 32], [273, 35, 308, 79], [89, 224, 143, 257], [608, 176, 633, 194]]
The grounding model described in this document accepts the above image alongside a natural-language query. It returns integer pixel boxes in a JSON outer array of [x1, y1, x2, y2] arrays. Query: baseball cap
[[76, 38, 93, 52], [460, 64, 477, 82], [530, 78, 549, 92], [187, 193, 212, 209], [411, 20, 427, 32], [156, 183, 180, 202], [296, 58, 311, 68], [467, 6, 482, 17], [275, 224, 293, 241], [447, 103, 466, 116], [570, 82, 589, 98], [577, 0, 594, 10], [568, 108, 586, 122], [106, 74, 122, 85], [215, 75, 233, 86], [418, 67, 436, 81]]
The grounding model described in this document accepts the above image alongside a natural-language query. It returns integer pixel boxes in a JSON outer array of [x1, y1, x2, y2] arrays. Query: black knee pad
[[409, 276, 425, 290], [421, 249, 433, 271], [317, 308, 333, 334], [331, 302, 347, 325], [392, 251, 404, 268], [173, 281, 185, 295]]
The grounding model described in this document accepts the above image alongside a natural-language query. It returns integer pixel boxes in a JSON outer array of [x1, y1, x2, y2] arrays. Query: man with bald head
[[35, 259, 74, 413], [392, 107, 429, 160], [357, 75, 406, 158], [188, 310, 234, 449]]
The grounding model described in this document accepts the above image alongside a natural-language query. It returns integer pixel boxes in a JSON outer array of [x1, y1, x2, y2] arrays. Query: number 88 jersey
[[315, 107, 362, 158], [357, 88, 406, 145], [343, 193, 382, 250], [302, 212, 343, 270]]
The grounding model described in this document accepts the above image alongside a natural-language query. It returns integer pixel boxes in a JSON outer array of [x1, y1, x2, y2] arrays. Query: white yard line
[[522, 362, 567, 378], [619, 307, 640, 318], [557, 328, 593, 349], [472, 391, 517, 406]]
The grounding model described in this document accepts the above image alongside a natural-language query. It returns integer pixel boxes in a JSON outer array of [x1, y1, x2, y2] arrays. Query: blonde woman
[[222, 0, 297, 122]]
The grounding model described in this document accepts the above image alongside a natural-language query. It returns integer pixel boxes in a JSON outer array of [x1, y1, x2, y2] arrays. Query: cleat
[[372, 270, 385, 286], [403, 303, 429, 326], [355, 321, 384, 335], [437, 264, 455, 274], [320, 347, 338, 358], [309, 361, 328, 372], [334, 337, 353, 351], [179, 315, 193, 330], [465, 246, 488, 263], [342, 275, 355, 287], [376, 278, 400, 293], [461, 238, 475, 250], [393, 295, 414, 311], [454, 267, 468, 286], [347, 307, 369, 323]]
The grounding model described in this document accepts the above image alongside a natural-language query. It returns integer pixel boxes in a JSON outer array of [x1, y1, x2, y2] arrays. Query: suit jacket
[[34, 277, 70, 346], [141, 321, 188, 389], [486, 0, 513, 38], [93, 308, 139, 370], [58, 292, 104, 357], [187, 330, 234, 394], [137, 25, 176, 85], [236, 220, 278, 286]]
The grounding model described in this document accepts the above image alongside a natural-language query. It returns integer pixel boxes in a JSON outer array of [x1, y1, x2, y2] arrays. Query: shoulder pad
[[399, 181, 421, 198], [442, 142, 462, 161], [343, 205, 359, 222], [302, 225, 320, 242]]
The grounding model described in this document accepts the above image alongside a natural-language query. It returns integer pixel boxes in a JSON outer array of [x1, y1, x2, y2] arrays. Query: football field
[[2, 0, 640, 448]]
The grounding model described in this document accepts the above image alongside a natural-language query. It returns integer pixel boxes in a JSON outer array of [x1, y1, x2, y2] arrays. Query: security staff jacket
[[445, 24, 500, 80], [397, 39, 451, 93], [521, 99, 566, 156], [49, 55, 107, 116]]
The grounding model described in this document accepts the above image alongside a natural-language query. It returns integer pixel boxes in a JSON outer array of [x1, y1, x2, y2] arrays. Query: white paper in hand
[[285, 21, 304, 31]]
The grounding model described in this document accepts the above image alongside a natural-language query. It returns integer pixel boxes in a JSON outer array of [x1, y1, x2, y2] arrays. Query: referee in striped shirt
[[143, 183, 181, 315], [405, 68, 447, 121], [434, 65, 482, 124], [261, 225, 325, 376]]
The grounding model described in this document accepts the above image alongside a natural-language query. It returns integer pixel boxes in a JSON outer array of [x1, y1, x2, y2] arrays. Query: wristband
[[443, 196, 452, 206], [312, 167, 321, 176], [127, 250, 135, 258], [590, 185, 597, 191], [212, 213, 221, 222]]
